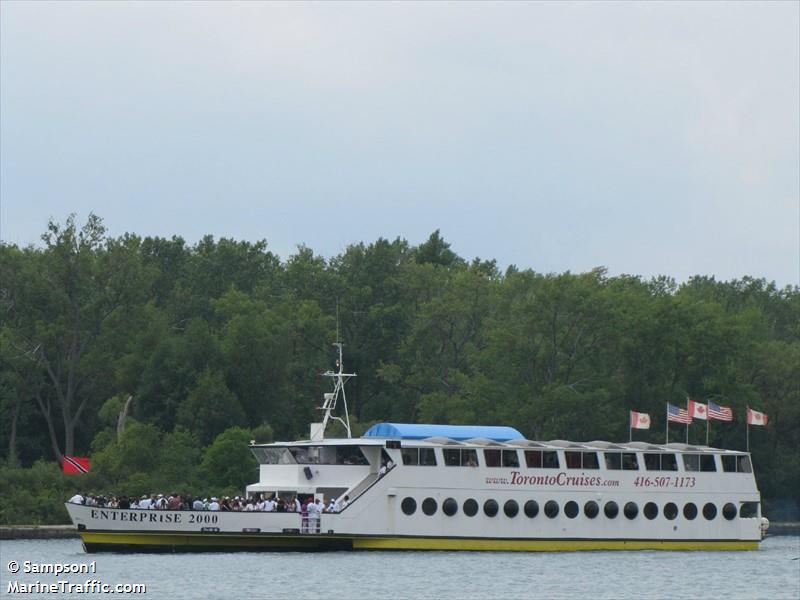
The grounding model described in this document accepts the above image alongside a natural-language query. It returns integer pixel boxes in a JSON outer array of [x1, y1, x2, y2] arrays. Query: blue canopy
[[363, 423, 523, 442]]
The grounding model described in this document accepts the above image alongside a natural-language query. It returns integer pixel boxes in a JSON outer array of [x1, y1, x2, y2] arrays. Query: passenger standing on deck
[[69, 493, 84, 504], [192, 497, 204, 511], [300, 498, 310, 533]]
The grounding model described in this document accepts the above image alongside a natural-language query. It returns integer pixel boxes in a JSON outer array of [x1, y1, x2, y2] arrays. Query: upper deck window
[[251, 447, 294, 465], [524, 450, 559, 469], [683, 454, 717, 472], [643, 453, 678, 471], [443, 448, 479, 467], [721, 455, 752, 473], [484, 449, 520, 468], [565, 451, 600, 470], [604, 452, 639, 470], [285, 445, 369, 465], [400, 447, 437, 466]]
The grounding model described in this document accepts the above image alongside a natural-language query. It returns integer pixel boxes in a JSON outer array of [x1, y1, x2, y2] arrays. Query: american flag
[[667, 403, 691, 424], [708, 400, 733, 421]]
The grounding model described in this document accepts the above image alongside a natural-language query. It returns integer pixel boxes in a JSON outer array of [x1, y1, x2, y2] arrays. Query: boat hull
[[78, 530, 758, 553]]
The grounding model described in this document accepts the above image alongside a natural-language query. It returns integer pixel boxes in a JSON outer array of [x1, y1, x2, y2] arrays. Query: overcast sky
[[1, 1, 798, 285]]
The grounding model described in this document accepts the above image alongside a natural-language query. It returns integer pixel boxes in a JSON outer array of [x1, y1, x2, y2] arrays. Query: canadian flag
[[688, 399, 707, 420], [630, 410, 651, 429], [747, 408, 768, 426]]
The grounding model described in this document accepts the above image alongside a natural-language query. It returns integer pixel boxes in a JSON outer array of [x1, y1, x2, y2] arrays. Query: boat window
[[504, 500, 519, 518], [604, 501, 619, 519], [604, 452, 622, 470], [444, 448, 479, 467], [624, 502, 638, 520], [564, 501, 579, 519], [401, 448, 437, 466], [584, 501, 599, 519], [703, 503, 717, 520], [566, 451, 600, 470], [723, 503, 737, 520], [622, 453, 639, 470], [463, 499, 479, 517], [524, 450, 560, 469], [251, 447, 295, 465], [737, 455, 752, 473], [544, 500, 559, 519], [683, 502, 698, 520], [483, 449, 518, 468], [524, 500, 539, 518], [443, 498, 458, 516], [644, 502, 658, 520], [401, 497, 416, 515], [682, 454, 700, 472], [286, 445, 369, 465], [739, 502, 759, 518], [664, 502, 678, 520], [502, 450, 520, 468], [484, 499, 499, 517], [700, 455, 716, 472], [422, 498, 438, 516], [661, 454, 678, 471]]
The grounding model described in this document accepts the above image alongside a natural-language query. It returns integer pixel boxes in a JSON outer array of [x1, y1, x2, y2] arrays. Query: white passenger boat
[[66, 345, 767, 552]]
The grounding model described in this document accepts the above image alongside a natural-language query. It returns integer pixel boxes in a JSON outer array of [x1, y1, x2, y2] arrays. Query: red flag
[[630, 410, 651, 429], [688, 399, 707, 421], [747, 408, 768, 426], [62, 456, 90, 475]]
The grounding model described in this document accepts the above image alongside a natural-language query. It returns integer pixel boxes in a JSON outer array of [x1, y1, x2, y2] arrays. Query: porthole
[[644, 502, 658, 520], [524, 500, 539, 518], [722, 502, 737, 521], [443, 498, 458, 516], [544, 500, 559, 519], [583, 501, 599, 519], [401, 497, 416, 515], [484, 499, 499, 517], [463, 498, 478, 517], [504, 500, 519, 518], [422, 497, 438, 516], [683, 502, 698, 520], [664, 502, 678, 520], [624, 502, 638, 520], [564, 501, 579, 519], [604, 501, 619, 519], [703, 502, 717, 521]]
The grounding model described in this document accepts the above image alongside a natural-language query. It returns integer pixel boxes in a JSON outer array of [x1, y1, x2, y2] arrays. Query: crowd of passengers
[[68, 492, 350, 513]]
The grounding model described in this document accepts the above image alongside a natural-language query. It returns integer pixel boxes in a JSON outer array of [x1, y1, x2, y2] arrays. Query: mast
[[311, 342, 356, 440]]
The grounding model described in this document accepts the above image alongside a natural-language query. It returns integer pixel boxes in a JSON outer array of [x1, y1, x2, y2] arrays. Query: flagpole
[[665, 403, 669, 444], [746, 405, 750, 452], [706, 417, 709, 446]]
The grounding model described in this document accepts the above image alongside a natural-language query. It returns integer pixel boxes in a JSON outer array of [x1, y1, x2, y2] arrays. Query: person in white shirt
[[208, 498, 220, 511], [69, 493, 84, 504], [316, 498, 326, 516], [327, 498, 340, 513], [307, 498, 320, 532], [192, 497, 204, 511]]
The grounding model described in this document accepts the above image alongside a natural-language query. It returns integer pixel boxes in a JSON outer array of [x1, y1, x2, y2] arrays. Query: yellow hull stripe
[[80, 532, 758, 552]]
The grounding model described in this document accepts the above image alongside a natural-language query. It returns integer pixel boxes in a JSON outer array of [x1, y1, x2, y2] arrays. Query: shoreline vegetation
[[1, 215, 798, 525]]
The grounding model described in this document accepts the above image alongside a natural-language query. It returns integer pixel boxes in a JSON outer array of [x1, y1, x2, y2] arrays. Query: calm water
[[1, 536, 798, 599]]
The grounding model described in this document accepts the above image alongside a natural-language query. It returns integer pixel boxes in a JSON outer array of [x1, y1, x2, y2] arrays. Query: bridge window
[[443, 448, 479, 467], [683, 454, 700, 472], [739, 502, 759, 518], [565, 451, 599, 470], [286, 445, 369, 465], [700, 455, 716, 472], [524, 450, 559, 469]]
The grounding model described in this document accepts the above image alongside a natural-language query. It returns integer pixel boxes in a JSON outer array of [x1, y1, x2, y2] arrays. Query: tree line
[[0, 214, 797, 524]]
